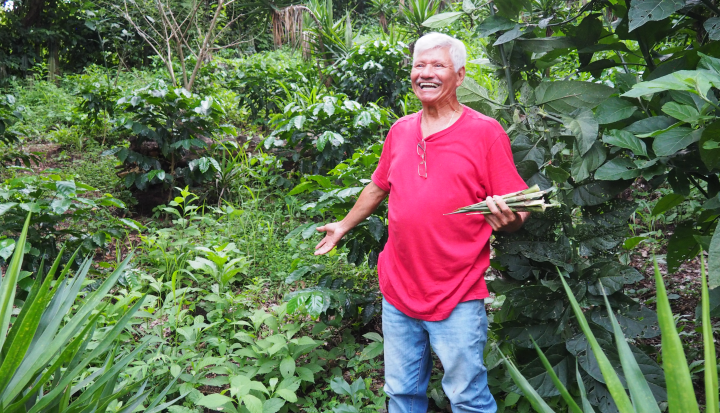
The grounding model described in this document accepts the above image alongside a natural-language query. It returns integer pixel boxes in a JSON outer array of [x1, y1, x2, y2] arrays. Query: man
[[314, 32, 529, 413]]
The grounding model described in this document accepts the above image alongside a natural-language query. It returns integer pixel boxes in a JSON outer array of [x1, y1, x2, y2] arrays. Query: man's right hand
[[314, 222, 347, 255]]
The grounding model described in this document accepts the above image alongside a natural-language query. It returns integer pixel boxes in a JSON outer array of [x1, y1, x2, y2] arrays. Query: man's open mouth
[[419, 82, 440, 89]]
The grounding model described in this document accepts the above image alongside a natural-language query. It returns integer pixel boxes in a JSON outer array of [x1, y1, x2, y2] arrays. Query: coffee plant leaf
[[475, 15, 516, 37], [594, 158, 640, 181], [667, 223, 702, 273], [628, 0, 684, 32], [652, 127, 703, 157], [595, 97, 638, 125], [602, 129, 647, 157], [499, 320, 565, 348], [700, 121, 720, 170], [571, 180, 631, 206], [535, 81, 614, 114]]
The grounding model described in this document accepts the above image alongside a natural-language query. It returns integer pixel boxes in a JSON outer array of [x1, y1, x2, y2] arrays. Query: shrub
[[0, 172, 135, 270], [264, 93, 391, 173], [329, 39, 411, 113], [106, 80, 236, 193]]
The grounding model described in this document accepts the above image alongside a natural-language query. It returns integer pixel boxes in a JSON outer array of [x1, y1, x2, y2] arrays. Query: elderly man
[[314, 32, 529, 412]]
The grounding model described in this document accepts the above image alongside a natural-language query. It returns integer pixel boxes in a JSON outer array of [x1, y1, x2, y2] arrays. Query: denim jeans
[[382, 298, 496, 413]]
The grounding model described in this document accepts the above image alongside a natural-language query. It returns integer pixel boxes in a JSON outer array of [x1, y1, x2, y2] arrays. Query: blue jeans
[[382, 298, 496, 413]]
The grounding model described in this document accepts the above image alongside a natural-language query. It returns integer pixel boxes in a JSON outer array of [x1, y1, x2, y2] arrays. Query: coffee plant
[[105, 80, 236, 193]]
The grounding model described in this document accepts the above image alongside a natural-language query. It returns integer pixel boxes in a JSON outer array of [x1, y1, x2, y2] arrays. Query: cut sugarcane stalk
[[446, 185, 558, 215]]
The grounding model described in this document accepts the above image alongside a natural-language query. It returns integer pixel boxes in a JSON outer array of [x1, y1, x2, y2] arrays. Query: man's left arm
[[484, 196, 529, 233]]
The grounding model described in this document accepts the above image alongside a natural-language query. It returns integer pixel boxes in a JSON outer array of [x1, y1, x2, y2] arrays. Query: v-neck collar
[[416, 105, 468, 142]]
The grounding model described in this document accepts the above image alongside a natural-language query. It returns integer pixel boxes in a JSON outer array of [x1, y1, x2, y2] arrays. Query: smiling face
[[411, 46, 466, 108]]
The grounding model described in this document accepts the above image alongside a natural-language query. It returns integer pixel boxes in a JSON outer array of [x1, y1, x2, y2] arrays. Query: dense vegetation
[[1, 0, 719, 412]]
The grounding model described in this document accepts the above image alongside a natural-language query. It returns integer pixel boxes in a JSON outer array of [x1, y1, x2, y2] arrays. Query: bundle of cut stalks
[[446, 185, 559, 215]]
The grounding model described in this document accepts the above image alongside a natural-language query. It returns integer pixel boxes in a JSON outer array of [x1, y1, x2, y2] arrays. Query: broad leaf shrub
[[0, 94, 37, 168], [283, 143, 385, 324], [503, 258, 718, 413], [105, 80, 236, 192], [264, 93, 390, 173], [329, 39, 411, 114], [0, 173, 135, 271], [0, 213, 182, 413]]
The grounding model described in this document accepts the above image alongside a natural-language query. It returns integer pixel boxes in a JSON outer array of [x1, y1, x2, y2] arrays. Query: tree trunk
[[47, 39, 59, 83]]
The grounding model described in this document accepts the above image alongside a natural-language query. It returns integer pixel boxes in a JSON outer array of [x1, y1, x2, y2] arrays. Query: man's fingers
[[314, 241, 335, 255], [493, 195, 514, 217], [485, 196, 499, 214], [316, 225, 327, 232], [484, 214, 500, 231], [314, 238, 326, 251]]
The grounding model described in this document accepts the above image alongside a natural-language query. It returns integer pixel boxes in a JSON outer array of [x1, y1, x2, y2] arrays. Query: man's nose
[[420, 65, 434, 78]]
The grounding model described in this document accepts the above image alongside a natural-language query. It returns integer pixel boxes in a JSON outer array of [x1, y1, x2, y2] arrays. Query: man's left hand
[[484, 195, 529, 233]]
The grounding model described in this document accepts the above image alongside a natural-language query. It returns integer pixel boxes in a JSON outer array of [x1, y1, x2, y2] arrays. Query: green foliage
[[504, 258, 719, 413], [330, 39, 411, 113], [107, 80, 236, 191], [0, 94, 37, 168], [401, 0, 440, 37], [265, 93, 390, 173], [0, 172, 133, 270], [0, 213, 182, 412]]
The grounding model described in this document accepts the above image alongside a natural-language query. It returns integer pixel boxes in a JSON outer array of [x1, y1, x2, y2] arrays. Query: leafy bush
[[329, 39, 411, 113], [106, 80, 236, 192], [264, 93, 390, 173], [0, 214, 182, 412], [0, 94, 36, 167], [0, 172, 134, 270]]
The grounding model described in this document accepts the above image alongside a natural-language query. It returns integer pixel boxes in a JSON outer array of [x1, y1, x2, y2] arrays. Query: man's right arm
[[314, 182, 389, 255]]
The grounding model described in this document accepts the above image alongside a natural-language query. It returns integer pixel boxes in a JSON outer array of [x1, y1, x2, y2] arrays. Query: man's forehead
[[413, 47, 453, 63]]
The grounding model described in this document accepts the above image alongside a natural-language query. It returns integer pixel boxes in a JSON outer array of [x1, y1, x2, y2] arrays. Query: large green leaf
[[667, 224, 701, 273], [602, 130, 647, 157], [594, 98, 637, 125], [475, 15, 516, 37], [422, 12, 464, 28], [535, 81, 614, 114], [594, 158, 640, 181], [628, 0, 684, 31], [571, 181, 630, 206], [652, 127, 702, 157], [699, 121, 720, 171], [653, 259, 700, 412], [494, 24, 524, 46], [623, 116, 676, 135], [704, 17, 720, 41], [499, 321, 565, 348], [515, 37, 574, 53], [572, 142, 607, 182], [651, 194, 685, 216], [564, 109, 599, 156], [494, 0, 531, 19]]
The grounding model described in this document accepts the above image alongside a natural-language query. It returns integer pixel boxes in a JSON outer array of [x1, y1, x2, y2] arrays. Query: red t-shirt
[[371, 106, 527, 321]]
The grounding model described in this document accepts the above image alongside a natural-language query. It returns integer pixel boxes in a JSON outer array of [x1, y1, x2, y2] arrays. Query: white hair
[[413, 32, 467, 72]]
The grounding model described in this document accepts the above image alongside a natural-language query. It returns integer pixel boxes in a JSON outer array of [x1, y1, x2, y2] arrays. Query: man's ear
[[457, 66, 466, 86]]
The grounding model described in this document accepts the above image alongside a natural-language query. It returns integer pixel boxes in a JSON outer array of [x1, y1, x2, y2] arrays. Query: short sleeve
[[371, 129, 393, 192], [485, 127, 528, 197]]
